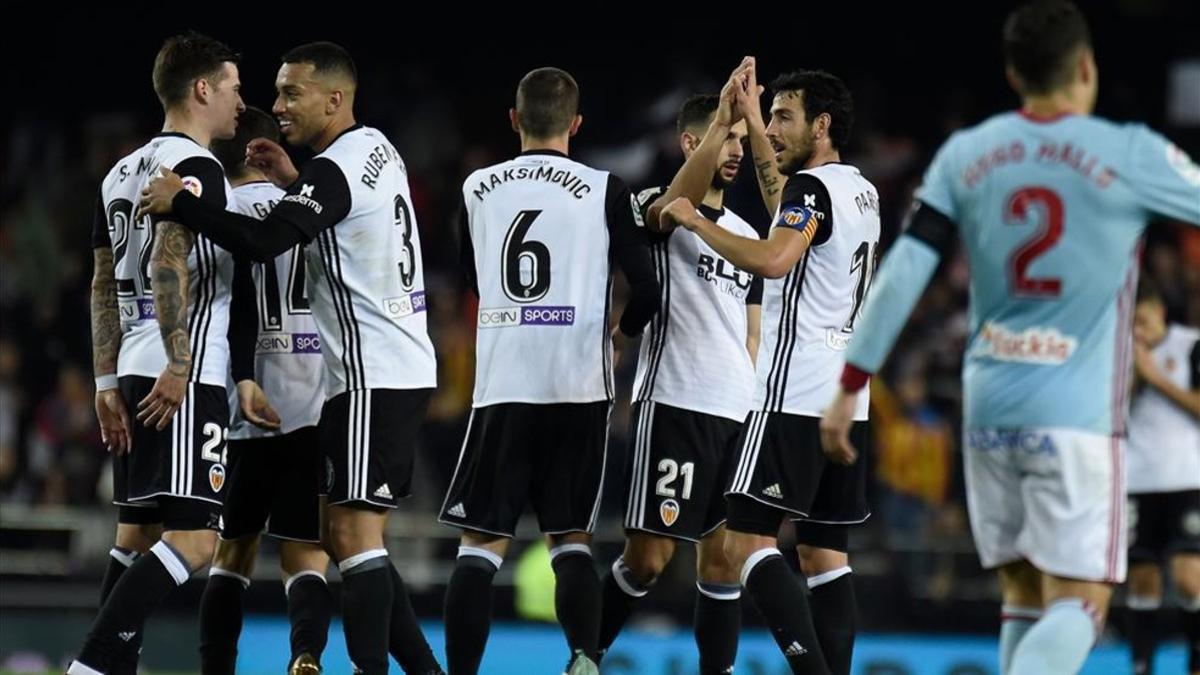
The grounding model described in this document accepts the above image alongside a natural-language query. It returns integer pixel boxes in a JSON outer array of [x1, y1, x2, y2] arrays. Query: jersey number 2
[[1005, 187, 1064, 298]]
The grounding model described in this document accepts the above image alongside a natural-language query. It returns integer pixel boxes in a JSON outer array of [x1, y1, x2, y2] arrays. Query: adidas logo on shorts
[[448, 503, 467, 518], [784, 641, 807, 656], [118, 630, 138, 642], [763, 483, 783, 499], [373, 484, 394, 500]]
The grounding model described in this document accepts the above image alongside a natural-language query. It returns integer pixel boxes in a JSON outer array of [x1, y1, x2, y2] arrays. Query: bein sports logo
[[477, 305, 575, 329], [256, 333, 321, 355], [382, 291, 427, 322], [119, 298, 157, 323]]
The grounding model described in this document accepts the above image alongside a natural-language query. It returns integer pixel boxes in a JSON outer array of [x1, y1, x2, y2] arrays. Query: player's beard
[[711, 170, 733, 191], [778, 133, 815, 174]]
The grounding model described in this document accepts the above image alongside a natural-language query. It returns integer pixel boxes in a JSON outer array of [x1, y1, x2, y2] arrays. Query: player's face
[[273, 63, 327, 147], [1132, 300, 1167, 346], [766, 92, 815, 174], [210, 62, 245, 141], [712, 120, 748, 190]]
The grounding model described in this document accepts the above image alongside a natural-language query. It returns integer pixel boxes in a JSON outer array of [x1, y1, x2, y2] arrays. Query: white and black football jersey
[[250, 125, 438, 397], [631, 186, 762, 422], [460, 150, 652, 406], [92, 132, 235, 387], [1127, 325, 1200, 493], [755, 163, 881, 420], [226, 182, 325, 439]]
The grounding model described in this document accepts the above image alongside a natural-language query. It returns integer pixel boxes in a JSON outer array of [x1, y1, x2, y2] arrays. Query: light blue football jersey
[[848, 111, 1200, 435]]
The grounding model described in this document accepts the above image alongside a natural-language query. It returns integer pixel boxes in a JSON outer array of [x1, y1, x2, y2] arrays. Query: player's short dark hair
[[1003, 1, 1092, 94], [211, 107, 279, 179], [1136, 278, 1164, 305], [282, 41, 358, 85], [152, 32, 239, 109], [770, 70, 854, 151], [515, 67, 580, 138], [676, 95, 719, 136]]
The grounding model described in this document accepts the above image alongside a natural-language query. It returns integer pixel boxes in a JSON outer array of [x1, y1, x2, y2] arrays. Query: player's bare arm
[[736, 59, 783, 215], [90, 247, 131, 454], [137, 220, 193, 430], [645, 58, 753, 233], [746, 304, 762, 363], [662, 196, 809, 279]]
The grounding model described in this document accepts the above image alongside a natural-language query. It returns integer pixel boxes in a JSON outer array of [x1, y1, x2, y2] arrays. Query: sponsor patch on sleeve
[[776, 206, 819, 241], [181, 176, 203, 198]]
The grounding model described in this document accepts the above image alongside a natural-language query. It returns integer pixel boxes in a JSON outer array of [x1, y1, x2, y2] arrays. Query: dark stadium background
[[2, 2, 1198, 672]]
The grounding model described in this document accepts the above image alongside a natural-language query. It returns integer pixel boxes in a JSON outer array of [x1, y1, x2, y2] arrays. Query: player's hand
[[735, 57, 766, 128], [137, 368, 188, 431], [661, 197, 698, 231], [715, 57, 755, 128], [246, 138, 300, 188], [820, 389, 859, 466], [95, 388, 132, 455], [237, 380, 282, 431], [611, 326, 630, 365], [1132, 342, 1162, 386], [136, 167, 185, 219]]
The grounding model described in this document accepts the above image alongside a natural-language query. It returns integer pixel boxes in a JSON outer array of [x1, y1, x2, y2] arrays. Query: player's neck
[[229, 168, 270, 188], [702, 187, 724, 211], [804, 146, 840, 170], [312, 115, 358, 153], [520, 135, 570, 156], [162, 110, 211, 149], [1021, 91, 1088, 119]]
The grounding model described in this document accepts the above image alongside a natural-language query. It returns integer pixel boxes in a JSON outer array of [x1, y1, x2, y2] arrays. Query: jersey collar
[[519, 149, 568, 159], [698, 203, 725, 221], [1017, 109, 1074, 124], [155, 131, 200, 146], [328, 123, 364, 147]]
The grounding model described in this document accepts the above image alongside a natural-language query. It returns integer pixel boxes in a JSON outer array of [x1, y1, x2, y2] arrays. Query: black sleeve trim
[[606, 174, 661, 336], [778, 173, 833, 246], [906, 201, 959, 258], [278, 158, 352, 241], [91, 189, 111, 249], [228, 257, 257, 382], [746, 276, 764, 306], [171, 191, 308, 263], [173, 156, 228, 208], [634, 185, 670, 243], [169, 157, 351, 263], [1189, 339, 1199, 389], [455, 193, 478, 296]]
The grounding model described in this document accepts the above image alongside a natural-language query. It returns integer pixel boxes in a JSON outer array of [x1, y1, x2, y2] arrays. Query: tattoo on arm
[[90, 248, 122, 377], [151, 221, 194, 377], [755, 160, 782, 202]]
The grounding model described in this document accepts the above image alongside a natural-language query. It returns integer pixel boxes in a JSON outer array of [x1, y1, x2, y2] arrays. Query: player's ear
[[815, 112, 832, 141], [568, 114, 582, 137], [1005, 65, 1024, 96], [194, 77, 210, 105], [680, 131, 698, 156], [327, 89, 344, 115], [1077, 47, 1095, 86], [509, 108, 521, 134]]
